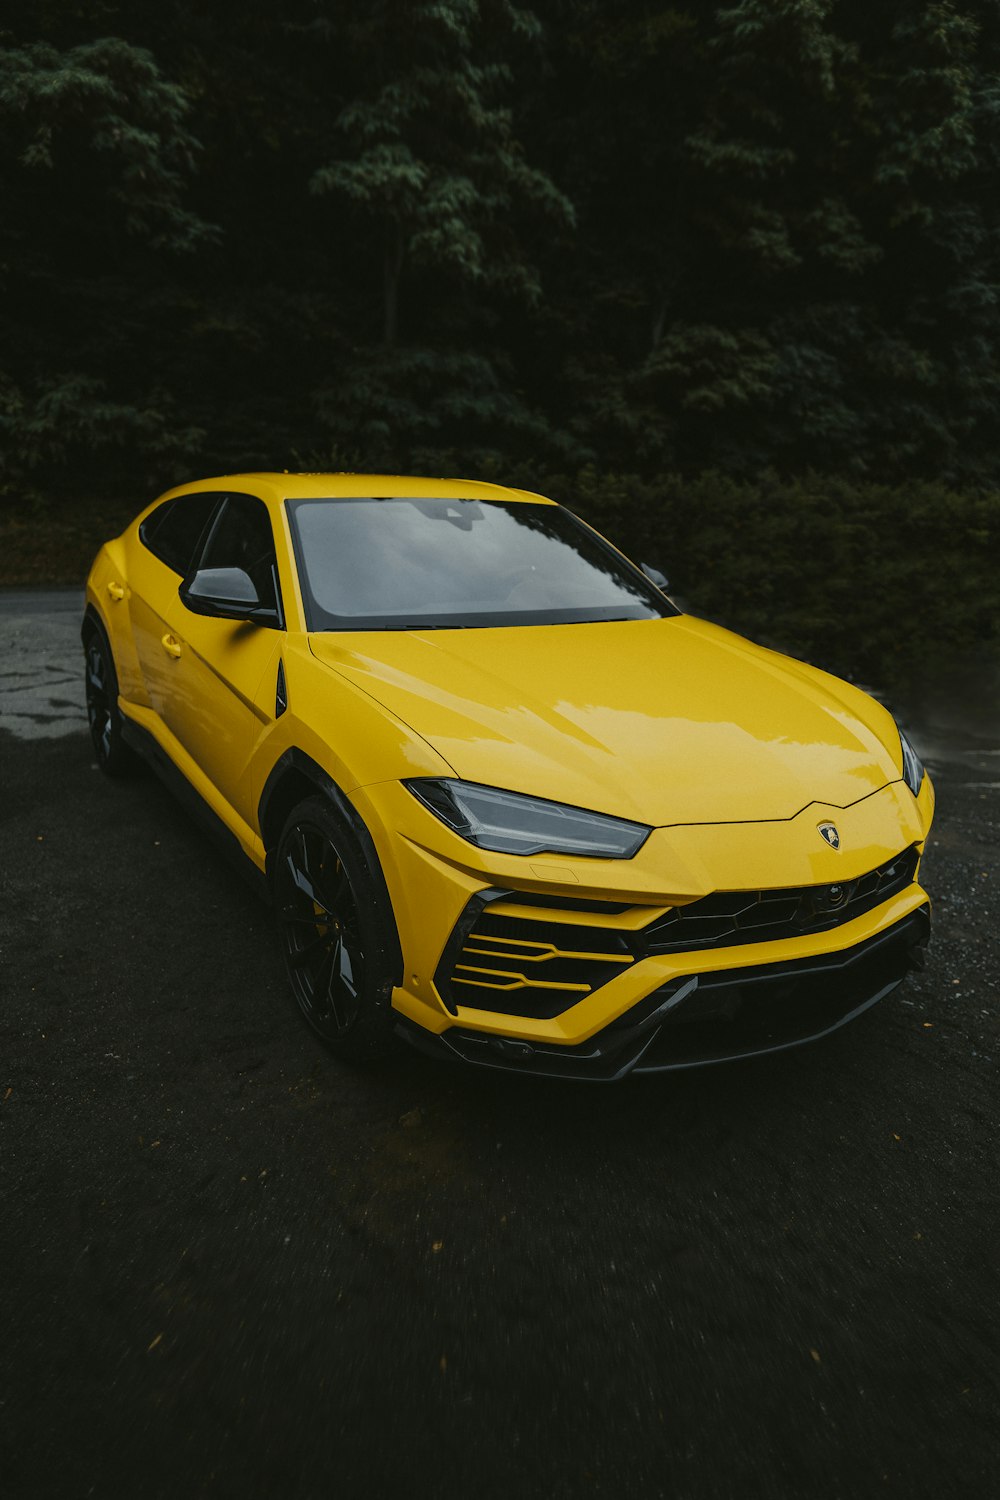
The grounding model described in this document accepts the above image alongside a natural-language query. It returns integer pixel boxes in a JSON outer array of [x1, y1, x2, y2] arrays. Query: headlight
[[898, 725, 925, 796], [405, 779, 651, 859]]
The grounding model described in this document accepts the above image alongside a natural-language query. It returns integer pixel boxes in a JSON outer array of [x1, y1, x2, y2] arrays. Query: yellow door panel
[[125, 545, 185, 720], [161, 600, 282, 829], [122, 490, 220, 717]]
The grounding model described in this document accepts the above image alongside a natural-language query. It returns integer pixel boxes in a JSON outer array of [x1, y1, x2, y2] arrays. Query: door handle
[[107, 581, 125, 601], [161, 633, 182, 659]]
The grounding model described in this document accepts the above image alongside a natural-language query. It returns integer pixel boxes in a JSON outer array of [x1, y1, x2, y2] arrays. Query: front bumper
[[396, 905, 930, 1079], [350, 772, 935, 1072]]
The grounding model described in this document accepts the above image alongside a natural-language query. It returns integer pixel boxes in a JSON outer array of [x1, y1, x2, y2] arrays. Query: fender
[[258, 747, 404, 986]]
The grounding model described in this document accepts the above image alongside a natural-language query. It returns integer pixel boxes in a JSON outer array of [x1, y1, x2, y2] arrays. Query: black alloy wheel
[[274, 797, 397, 1059], [84, 630, 134, 776]]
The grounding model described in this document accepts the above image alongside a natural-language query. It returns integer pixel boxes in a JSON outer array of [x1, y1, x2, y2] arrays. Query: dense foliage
[[3, 0, 1000, 497], [556, 468, 1000, 688]]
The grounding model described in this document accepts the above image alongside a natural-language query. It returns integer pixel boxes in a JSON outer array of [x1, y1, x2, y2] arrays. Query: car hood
[[308, 616, 903, 826]]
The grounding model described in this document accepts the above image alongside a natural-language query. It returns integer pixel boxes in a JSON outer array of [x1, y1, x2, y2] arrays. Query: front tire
[[273, 796, 398, 1061]]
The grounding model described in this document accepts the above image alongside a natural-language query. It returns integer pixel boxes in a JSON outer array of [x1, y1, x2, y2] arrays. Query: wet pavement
[[1, 591, 998, 1499], [0, 590, 86, 740]]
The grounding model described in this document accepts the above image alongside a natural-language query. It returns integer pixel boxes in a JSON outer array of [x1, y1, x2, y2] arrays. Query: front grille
[[642, 845, 919, 955], [435, 903, 634, 1020], [433, 846, 920, 1020]]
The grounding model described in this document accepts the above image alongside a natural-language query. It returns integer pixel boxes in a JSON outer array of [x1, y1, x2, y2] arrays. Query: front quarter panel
[[251, 638, 455, 826]]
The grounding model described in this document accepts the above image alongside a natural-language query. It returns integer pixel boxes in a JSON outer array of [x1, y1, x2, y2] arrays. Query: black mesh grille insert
[[642, 845, 919, 955]]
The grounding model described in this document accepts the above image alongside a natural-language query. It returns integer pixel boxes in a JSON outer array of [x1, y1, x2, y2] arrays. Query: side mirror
[[641, 562, 670, 593], [181, 567, 274, 623]]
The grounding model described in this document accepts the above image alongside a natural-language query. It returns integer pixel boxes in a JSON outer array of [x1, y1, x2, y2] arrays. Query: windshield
[[286, 497, 677, 631]]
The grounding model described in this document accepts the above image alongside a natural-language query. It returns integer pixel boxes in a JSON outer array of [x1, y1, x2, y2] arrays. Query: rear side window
[[139, 493, 220, 575]]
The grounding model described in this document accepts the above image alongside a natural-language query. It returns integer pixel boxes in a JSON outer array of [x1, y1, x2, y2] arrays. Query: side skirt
[[121, 716, 270, 905]]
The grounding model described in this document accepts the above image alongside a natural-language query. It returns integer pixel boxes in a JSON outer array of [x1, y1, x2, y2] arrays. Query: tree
[[849, 0, 1000, 482], [309, 0, 574, 348], [0, 35, 214, 490], [4, 0, 1000, 496]]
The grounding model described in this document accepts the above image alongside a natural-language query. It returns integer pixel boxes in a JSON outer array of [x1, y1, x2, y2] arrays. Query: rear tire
[[273, 795, 398, 1061], [84, 629, 135, 777]]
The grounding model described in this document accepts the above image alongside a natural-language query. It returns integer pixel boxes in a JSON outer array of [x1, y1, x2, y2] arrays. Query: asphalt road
[[1, 592, 998, 1499]]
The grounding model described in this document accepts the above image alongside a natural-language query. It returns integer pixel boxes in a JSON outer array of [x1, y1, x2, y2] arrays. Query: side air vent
[[435, 899, 634, 1020]]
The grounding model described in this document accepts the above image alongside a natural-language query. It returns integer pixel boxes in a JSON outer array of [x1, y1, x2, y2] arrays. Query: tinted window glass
[[140, 493, 219, 575], [197, 494, 279, 614], [286, 497, 676, 631]]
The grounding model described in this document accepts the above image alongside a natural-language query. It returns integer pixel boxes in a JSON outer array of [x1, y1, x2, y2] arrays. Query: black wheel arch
[[259, 748, 404, 987], [81, 602, 112, 652]]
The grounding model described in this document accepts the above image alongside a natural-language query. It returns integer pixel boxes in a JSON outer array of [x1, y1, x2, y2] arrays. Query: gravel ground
[[1, 594, 998, 1499]]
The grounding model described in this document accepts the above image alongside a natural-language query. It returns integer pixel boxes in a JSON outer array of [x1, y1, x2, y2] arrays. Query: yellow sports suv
[[83, 473, 934, 1079]]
